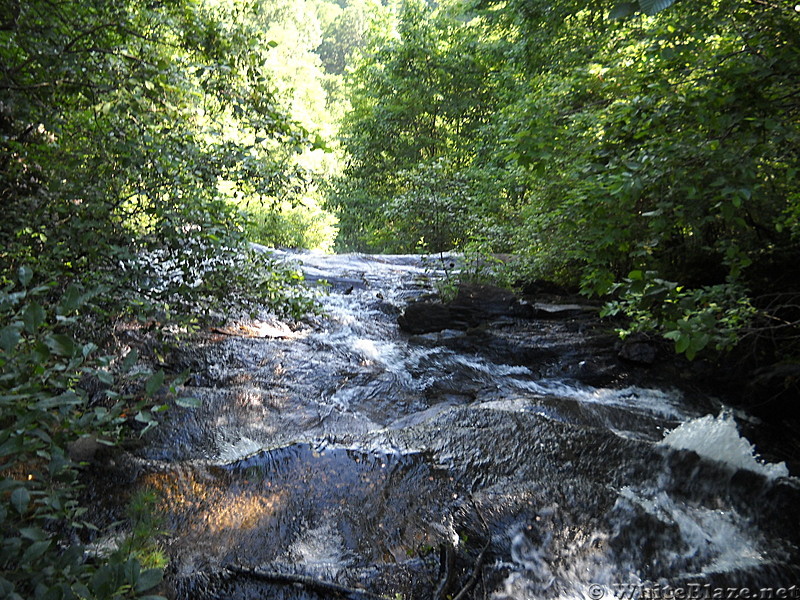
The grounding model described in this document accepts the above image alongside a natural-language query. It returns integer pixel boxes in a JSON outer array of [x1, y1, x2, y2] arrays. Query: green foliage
[[331, 0, 800, 361], [425, 235, 508, 301], [246, 250, 320, 320], [243, 198, 339, 252], [0, 270, 166, 599], [601, 271, 758, 360], [1, 2, 329, 597], [609, 0, 676, 20], [489, 0, 800, 359], [316, 0, 388, 76], [330, 0, 517, 252], [0, 0, 318, 321]]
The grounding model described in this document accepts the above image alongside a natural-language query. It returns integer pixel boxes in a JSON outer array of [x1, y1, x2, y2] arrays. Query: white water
[[661, 412, 789, 479], [151, 251, 798, 598]]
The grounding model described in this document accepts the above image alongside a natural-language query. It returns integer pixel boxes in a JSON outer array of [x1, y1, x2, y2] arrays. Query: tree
[[1, 0, 315, 316], [330, 0, 513, 252], [1, 2, 320, 595], [498, 0, 800, 358]]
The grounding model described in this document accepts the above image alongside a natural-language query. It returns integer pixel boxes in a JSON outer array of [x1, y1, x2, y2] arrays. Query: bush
[[0, 268, 167, 600]]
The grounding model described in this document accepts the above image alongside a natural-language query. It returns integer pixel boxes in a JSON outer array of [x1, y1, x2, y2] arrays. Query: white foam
[[661, 412, 789, 479], [289, 522, 352, 575], [509, 378, 691, 420], [616, 486, 765, 576], [216, 435, 263, 462]]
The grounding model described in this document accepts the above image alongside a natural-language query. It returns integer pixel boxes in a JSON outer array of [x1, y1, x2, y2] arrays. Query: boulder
[[398, 284, 521, 333], [397, 302, 463, 334], [450, 283, 518, 317], [398, 284, 603, 334]]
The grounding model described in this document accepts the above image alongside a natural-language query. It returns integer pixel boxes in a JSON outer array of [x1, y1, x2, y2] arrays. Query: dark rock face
[[398, 301, 463, 334], [398, 284, 533, 334], [619, 335, 659, 366], [398, 283, 600, 334]]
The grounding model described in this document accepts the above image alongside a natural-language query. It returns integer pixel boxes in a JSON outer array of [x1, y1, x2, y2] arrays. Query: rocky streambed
[[89, 252, 800, 600]]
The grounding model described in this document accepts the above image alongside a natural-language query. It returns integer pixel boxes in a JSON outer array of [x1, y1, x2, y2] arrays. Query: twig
[[451, 539, 491, 600], [435, 543, 457, 600], [224, 565, 392, 600]]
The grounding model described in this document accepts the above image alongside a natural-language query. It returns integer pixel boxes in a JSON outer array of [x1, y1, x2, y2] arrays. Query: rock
[[398, 302, 464, 334], [618, 335, 658, 366], [450, 283, 518, 317], [68, 435, 108, 464], [398, 284, 523, 334], [527, 302, 598, 319], [518, 279, 575, 297], [398, 283, 598, 334]]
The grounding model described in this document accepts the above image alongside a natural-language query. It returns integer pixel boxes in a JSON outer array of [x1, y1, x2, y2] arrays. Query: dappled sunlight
[[212, 319, 307, 340], [141, 468, 289, 535]]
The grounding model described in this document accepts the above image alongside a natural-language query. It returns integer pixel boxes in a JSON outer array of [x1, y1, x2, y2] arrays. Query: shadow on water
[[91, 252, 800, 599]]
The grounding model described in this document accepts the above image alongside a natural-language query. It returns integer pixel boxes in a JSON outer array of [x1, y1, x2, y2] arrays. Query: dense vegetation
[[332, 0, 800, 367], [2, 0, 798, 596], [1, 0, 320, 597]]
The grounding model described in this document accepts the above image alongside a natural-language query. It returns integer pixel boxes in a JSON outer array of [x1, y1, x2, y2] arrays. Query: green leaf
[[638, 0, 676, 16], [19, 527, 47, 541], [134, 568, 164, 593], [175, 397, 202, 409], [608, 2, 638, 19], [11, 487, 30, 514], [171, 369, 191, 389], [90, 565, 114, 596], [628, 270, 644, 281], [689, 333, 711, 354], [0, 326, 21, 353], [46, 334, 76, 357], [23, 302, 46, 334], [675, 333, 691, 354], [58, 284, 83, 315], [124, 558, 141, 584], [18, 266, 33, 287], [135, 410, 156, 424], [21, 540, 51, 563], [145, 370, 165, 395], [121, 349, 139, 372]]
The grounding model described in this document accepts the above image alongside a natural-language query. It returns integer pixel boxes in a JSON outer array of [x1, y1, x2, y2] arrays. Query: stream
[[101, 252, 800, 599]]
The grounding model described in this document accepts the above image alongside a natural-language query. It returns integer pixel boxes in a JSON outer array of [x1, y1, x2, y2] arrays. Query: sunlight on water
[[508, 376, 693, 421], [287, 522, 353, 576], [128, 252, 799, 598]]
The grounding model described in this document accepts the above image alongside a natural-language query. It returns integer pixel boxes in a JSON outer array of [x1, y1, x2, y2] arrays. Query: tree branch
[[223, 565, 393, 600]]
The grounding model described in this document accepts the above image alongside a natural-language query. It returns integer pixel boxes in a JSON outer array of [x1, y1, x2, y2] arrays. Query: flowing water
[[107, 252, 800, 599]]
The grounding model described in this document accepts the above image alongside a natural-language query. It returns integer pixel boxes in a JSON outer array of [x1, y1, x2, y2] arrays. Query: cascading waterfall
[[105, 251, 798, 599]]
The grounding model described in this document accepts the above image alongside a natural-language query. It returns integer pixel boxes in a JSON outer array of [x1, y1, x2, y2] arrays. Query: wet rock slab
[[93, 253, 800, 599], [125, 406, 800, 599]]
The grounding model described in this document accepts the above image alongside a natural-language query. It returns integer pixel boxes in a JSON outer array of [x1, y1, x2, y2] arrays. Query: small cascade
[[109, 251, 799, 599], [661, 412, 790, 479]]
